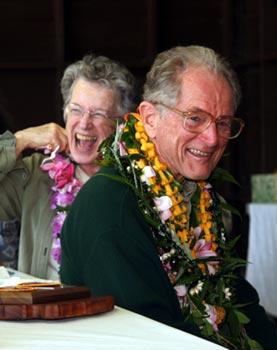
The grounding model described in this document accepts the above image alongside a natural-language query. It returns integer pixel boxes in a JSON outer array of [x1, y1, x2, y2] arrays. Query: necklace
[[41, 152, 82, 263], [100, 112, 261, 350]]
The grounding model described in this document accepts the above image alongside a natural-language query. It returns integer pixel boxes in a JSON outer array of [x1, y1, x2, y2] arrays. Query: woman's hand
[[15, 123, 69, 158]]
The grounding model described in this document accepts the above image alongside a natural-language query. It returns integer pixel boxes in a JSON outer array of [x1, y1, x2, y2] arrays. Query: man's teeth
[[189, 148, 210, 156], [76, 134, 97, 142]]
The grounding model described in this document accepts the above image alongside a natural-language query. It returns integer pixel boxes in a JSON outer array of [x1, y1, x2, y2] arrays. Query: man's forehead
[[177, 68, 234, 112]]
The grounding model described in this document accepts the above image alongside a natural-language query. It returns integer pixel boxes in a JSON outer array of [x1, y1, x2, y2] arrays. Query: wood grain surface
[[0, 285, 91, 305], [0, 295, 114, 320]]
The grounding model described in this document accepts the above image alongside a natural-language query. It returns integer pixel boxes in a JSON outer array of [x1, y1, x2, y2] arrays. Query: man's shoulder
[[74, 166, 134, 211], [84, 166, 130, 194]]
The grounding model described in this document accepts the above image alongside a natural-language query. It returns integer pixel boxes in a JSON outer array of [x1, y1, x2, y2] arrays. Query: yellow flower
[[128, 148, 139, 155], [177, 229, 189, 243], [215, 306, 226, 325], [125, 115, 217, 274], [152, 184, 162, 194], [153, 157, 167, 171], [136, 159, 147, 169]]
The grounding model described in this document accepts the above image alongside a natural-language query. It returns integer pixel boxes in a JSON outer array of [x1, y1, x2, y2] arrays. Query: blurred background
[[0, 0, 276, 260]]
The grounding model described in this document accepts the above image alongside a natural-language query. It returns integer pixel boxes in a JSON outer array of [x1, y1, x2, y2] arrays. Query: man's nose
[[201, 121, 219, 145]]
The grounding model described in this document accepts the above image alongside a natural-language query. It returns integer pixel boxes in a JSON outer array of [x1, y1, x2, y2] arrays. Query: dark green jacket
[[61, 167, 277, 349]]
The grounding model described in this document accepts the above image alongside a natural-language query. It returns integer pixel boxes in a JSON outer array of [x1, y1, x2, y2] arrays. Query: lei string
[[41, 152, 82, 264], [99, 112, 263, 350]]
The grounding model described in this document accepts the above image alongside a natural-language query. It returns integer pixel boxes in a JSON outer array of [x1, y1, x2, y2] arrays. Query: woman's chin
[[70, 151, 97, 166]]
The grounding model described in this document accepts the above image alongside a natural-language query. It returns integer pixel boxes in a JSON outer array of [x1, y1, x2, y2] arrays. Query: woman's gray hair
[[143, 45, 241, 111], [61, 53, 137, 118]]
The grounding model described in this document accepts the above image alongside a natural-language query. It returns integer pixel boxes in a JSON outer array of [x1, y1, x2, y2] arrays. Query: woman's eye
[[93, 112, 109, 119], [71, 108, 82, 115]]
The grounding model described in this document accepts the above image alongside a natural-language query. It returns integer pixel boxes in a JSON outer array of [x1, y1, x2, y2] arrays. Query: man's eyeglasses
[[157, 102, 245, 139], [65, 103, 119, 121]]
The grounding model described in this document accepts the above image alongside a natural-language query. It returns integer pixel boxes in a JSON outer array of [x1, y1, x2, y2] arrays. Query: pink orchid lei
[[41, 153, 82, 263]]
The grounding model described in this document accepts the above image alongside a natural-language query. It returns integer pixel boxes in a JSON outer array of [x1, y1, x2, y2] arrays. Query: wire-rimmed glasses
[[157, 102, 245, 139]]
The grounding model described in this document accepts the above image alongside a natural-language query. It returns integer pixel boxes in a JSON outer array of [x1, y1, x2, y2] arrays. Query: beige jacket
[[0, 131, 53, 278]]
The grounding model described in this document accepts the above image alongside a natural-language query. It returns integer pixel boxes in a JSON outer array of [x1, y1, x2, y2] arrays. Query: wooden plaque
[[0, 285, 91, 305]]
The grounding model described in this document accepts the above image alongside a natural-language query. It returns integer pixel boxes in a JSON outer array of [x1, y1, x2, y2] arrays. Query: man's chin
[[181, 168, 212, 181]]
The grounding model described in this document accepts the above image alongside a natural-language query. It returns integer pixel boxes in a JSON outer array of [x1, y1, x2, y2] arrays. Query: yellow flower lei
[[127, 113, 217, 272]]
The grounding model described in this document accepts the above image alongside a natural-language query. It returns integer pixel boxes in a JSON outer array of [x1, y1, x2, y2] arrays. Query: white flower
[[161, 252, 171, 261], [154, 196, 173, 211], [131, 160, 139, 169], [189, 280, 204, 296], [224, 287, 232, 300], [140, 165, 156, 185]]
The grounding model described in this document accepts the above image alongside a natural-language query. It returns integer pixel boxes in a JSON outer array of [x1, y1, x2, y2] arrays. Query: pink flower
[[41, 153, 83, 265], [193, 239, 218, 275], [162, 261, 172, 272], [192, 226, 202, 239], [205, 304, 218, 332], [53, 161, 75, 189], [174, 284, 187, 297], [41, 155, 75, 188], [194, 239, 216, 258], [159, 209, 172, 223], [118, 141, 128, 156], [174, 284, 188, 308]]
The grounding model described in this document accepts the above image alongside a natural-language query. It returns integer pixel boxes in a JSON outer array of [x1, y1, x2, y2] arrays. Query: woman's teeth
[[76, 134, 97, 143]]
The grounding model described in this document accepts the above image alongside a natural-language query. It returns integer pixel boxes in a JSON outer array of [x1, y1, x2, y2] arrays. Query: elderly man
[[0, 53, 136, 279], [60, 46, 277, 349]]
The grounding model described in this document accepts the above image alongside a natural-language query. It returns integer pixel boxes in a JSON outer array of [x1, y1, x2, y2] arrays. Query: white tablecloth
[[0, 269, 226, 350], [246, 203, 277, 317], [0, 306, 227, 350]]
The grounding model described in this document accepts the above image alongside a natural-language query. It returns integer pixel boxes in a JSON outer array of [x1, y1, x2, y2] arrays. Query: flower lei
[[100, 112, 262, 350], [41, 153, 82, 264]]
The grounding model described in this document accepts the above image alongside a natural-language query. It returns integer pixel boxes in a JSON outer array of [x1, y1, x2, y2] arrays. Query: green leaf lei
[[99, 112, 263, 350]]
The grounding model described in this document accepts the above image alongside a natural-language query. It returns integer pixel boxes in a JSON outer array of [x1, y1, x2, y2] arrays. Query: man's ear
[[138, 101, 159, 139]]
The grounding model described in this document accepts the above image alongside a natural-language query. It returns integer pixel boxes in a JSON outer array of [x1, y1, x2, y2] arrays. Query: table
[[0, 306, 227, 350], [0, 270, 226, 350], [246, 203, 277, 317]]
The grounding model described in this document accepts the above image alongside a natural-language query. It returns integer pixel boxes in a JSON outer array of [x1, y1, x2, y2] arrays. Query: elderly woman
[[0, 54, 136, 279]]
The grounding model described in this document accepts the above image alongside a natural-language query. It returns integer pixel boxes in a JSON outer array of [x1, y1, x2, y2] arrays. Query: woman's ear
[[138, 101, 159, 139]]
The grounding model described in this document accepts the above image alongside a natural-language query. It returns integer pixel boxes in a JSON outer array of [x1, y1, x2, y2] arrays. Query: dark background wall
[[0, 0, 276, 258]]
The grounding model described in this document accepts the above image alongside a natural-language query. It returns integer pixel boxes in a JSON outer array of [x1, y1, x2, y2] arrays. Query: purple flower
[[51, 238, 61, 264], [41, 153, 83, 264], [55, 191, 75, 208], [52, 212, 67, 238]]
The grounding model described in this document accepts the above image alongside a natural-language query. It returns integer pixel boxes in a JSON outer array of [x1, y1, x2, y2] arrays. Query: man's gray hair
[[61, 53, 137, 118], [143, 45, 241, 111]]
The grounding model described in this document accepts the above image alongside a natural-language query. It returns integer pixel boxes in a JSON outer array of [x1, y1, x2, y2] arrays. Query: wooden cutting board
[[0, 295, 114, 320]]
